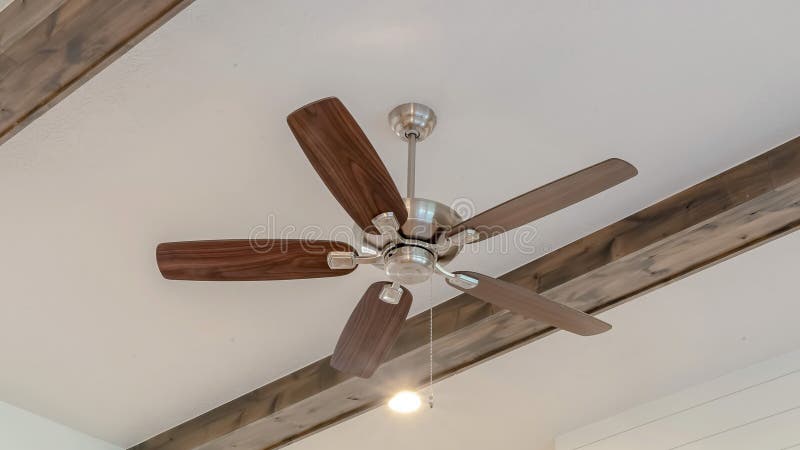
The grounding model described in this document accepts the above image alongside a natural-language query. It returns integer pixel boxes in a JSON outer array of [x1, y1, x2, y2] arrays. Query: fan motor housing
[[358, 197, 466, 273], [384, 245, 435, 284]]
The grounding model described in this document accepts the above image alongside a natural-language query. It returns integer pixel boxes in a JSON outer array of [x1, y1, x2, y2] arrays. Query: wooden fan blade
[[331, 282, 412, 378], [448, 158, 637, 241], [446, 271, 610, 336], [287, 97, 408, 233], [156, 239, 356, 281]]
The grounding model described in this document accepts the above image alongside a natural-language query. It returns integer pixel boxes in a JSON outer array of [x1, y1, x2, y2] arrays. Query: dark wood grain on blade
[[287, 97, 407, 232], [331, 282, 412, 378], [452, 271, 610, 336], [156, 240, 355, 281], [448, 158, 637, 241]]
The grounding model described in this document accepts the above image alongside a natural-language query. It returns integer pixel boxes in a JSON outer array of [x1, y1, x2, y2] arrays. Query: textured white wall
[[556, 349, 800, 449], [0, 401, 121, 450]]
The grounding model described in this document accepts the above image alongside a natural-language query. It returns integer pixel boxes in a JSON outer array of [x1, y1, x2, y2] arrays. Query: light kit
[[388, 391, 422, 414]]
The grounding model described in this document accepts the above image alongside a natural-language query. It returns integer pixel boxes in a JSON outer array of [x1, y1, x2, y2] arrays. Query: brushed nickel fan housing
[[357, 198, 466, 268], [384, 245, 435, 285]]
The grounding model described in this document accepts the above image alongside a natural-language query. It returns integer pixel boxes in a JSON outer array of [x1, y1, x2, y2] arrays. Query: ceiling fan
[[156, 97, 637, 378]]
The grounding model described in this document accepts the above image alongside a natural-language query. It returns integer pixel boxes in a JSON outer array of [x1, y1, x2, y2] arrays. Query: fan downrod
[[389, 102, 436, 200]]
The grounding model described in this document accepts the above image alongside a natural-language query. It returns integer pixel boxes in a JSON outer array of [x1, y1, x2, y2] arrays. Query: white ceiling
[[1, 0, 800, 447]]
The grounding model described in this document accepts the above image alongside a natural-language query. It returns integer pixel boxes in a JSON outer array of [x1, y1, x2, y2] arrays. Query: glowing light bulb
[[388, 391, 421, 413]]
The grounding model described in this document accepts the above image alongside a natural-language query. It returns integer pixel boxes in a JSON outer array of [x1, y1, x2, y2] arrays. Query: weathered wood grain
[[0, 0, 195, 146], [130, 136, 800, 450], [0, 0, 66, 54]]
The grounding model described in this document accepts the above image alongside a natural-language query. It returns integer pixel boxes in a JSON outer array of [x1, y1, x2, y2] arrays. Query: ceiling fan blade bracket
[[371, 212, 401, 240], [435, 227, 480, 252], [326, 251, 357, 270], [378, 282, 404, 304], [448, 273, 479, 290], [435, 263, 479, 289], [327, 251, 382, 270]]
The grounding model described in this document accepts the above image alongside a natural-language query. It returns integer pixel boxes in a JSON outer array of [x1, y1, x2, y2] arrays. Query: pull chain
[[428, 277, 434, 409]]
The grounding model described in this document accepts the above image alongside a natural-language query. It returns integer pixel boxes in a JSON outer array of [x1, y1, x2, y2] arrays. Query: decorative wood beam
[[0, 0, 65, 54], [0, 0, 194, 146], [131, 137, 800, 450]]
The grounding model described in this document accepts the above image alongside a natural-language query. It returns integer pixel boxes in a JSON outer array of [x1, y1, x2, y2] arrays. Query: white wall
[[556, 348, 800, 450], [0, 401, 121, 450]]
